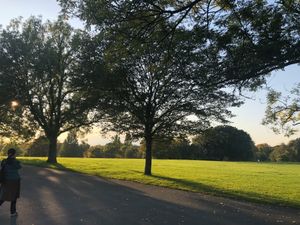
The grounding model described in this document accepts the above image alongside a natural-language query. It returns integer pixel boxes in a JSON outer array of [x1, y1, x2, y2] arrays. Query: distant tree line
[[0, 132, 142, 159], [1, 125, 298, 162], [256, 140, 300, 162]]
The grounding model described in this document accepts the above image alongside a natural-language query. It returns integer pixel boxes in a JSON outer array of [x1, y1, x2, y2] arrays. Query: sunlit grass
[[19, 157, 300, 207]]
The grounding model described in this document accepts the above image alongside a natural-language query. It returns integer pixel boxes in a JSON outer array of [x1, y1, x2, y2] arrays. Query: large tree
[[87, 26, 241, 175], [59, 0, 300, 85], [0, 17, 104, 163]]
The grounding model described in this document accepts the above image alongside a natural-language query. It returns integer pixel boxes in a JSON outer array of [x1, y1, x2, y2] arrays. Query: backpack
[[0, 160, 6, 183]]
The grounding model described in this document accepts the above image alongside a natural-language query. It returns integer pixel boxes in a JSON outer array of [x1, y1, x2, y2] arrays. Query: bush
[[192, 126, 255, 161]]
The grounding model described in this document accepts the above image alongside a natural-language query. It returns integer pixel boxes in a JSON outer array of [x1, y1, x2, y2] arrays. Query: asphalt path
[[0, 166, 299, 225]]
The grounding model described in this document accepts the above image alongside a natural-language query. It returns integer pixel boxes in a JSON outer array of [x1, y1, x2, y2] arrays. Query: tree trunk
[[47, 135, 58, 163], [144, 134, 152, 175]]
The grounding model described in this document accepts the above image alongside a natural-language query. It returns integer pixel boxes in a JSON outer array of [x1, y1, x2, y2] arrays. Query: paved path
[[0, 166, 299, 225]]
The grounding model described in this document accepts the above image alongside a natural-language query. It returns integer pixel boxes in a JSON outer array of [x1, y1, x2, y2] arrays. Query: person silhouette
[[0, 148, 22, 217]]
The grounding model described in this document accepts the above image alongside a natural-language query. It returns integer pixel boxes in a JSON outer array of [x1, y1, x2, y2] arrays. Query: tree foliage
[[263, 84, 300, 136], [0, 17, 104, 162], [83, 134, 141, 158], [193, 125, 255, 161], [0, 139, 23, 156], [151, 135, 191, 159], [0, 71, 35, 140], [269, 144, 294, 162], [103, 135, 122, 158], [59, 0, 300, 88], [60, 130, 88, 157], [267, 138, 300, 162], [25, 136, 49, 157], [255, 143, 272, 161], [287, 138, 300, 162]]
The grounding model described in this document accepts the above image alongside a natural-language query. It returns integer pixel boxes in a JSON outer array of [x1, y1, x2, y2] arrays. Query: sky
[[0, 0, 299, 146]]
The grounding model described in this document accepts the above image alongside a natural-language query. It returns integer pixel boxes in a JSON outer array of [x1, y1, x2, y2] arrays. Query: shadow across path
[[0, 166, 299, 225]]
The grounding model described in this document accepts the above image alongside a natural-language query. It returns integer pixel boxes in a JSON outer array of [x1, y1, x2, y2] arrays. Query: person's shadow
[[10, 216, 18, 225]]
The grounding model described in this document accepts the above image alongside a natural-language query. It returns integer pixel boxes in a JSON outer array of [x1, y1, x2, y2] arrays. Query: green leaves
[[0, 16, 105, 143], [192, 125, 255, 161], [263, 85, 300, 136]]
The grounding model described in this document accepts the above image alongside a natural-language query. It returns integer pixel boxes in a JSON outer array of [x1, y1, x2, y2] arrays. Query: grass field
[[18, 157, 300, 208]]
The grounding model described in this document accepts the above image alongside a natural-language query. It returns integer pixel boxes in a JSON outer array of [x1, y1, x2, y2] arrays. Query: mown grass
[[18, 157, 300, 208]]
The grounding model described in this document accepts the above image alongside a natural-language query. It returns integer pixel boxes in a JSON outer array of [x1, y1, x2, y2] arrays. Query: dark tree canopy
[[59, 0, 300, 88], [0, 17, 105, 163], [193, 125, 255, 161]]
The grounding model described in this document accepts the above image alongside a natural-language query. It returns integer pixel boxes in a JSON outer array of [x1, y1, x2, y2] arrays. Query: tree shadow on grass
[[150, 174, 299, 208]]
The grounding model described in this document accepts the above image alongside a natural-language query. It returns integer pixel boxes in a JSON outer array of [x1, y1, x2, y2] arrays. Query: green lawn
[[18, 157, 300, 207]]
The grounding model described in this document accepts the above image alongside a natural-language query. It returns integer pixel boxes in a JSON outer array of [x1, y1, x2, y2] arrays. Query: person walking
[[0, 148, 22, 217]]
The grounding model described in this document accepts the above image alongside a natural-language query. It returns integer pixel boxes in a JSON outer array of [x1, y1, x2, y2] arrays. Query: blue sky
[[230, 65, 300, 145], [1, 0, 300, 146], [0, 0, 60, 24]]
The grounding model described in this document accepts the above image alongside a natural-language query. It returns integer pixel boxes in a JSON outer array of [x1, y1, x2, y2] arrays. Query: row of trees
[[0, 132, 141, 158], [256, 140, 300, 162], [83, 134, 141, 158], [2, 125, 298, 162], [0, 1, 299, 174]]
